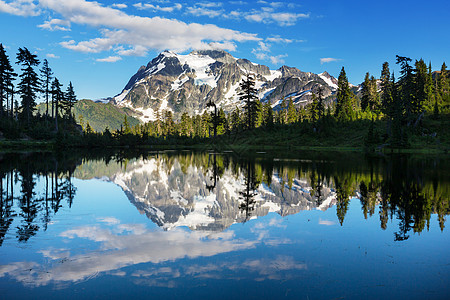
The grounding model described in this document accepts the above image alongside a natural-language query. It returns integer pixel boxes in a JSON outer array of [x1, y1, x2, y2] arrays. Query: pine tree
[[51, 78, 63, 131], [0, 44, 16, 118], [40, 59, 53, 117], [396, 55, 414, 120], [238, 73, 259, 130], [335, 67, 354, 121], [438, 62, 449, 108], [64, 81, 76, 119], [361, 72, 371, 112], [425, 62, 435, 112], [16, 47, 40, 125], [413, 58, 427, 115], [287, 97, 297, 124], [380, 62, 393, 117], [262, 102, 273, 128]]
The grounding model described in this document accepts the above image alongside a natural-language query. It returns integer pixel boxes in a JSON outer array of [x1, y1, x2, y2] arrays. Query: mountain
[[75, 156, 336, 232], [112, 50, 339, 121]]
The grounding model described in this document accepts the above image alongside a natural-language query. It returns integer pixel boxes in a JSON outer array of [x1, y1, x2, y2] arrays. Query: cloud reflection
[[0, 219, 262, 287]]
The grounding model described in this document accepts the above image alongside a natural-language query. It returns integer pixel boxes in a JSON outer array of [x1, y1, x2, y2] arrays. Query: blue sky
[[0, 0, 449, 100]]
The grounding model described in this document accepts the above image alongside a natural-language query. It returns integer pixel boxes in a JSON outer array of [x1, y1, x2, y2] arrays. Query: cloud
[[252, 41, 287, 65], [318, 218, 336, 226], [133, 2, 182, 13], [46, 53, 59, 58], [38, 18, 70, 31], [320, 57, 342, 64], [246, 8, 309, 26], [111, 3, 127, 9], [34, 0, 259, 56], [0, 0, 40, 17], [186, 5, 223, 18], [0, 221, 258, 287], [96, 55, 122, 62]]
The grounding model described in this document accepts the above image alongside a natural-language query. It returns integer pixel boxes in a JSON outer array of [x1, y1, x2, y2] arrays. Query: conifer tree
[[426, 62, 435, 112], [0, 44, 16, 118], [335, 67, 353, 121], [287, 97, 297, 124], [413, 59, 427, 114], [16, 47, 40, 125], [438, 62, 449, 108], [64, 81, 76, 119], [51, 77, 63, 131], [238, 73, 259, 130], [396, 55, 414, 119], [262, 102, 273, 128], [40, 59, 53, 117], [380, 62, 392, 117]]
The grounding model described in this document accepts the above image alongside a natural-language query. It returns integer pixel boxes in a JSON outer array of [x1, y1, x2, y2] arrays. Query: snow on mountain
[[111, 50, 339, 121], [105, 156, 337, 232]]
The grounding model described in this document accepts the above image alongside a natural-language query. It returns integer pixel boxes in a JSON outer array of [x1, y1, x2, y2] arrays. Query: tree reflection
[[0, 153, 78, 244], [239, 160, 259, 221]]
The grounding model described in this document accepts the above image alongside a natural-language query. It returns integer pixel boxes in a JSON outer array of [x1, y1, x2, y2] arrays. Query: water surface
[[0, 151, 448, 299]]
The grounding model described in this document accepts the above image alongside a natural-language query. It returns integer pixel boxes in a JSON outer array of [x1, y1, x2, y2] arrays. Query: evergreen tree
[[238, 73, 259, 130], [413, 59, 427, 115], [380, 62, 393, 117], [335, 67, 354, 121], [287, 97, 297, 124], [425, 62, 435, 112], [309, 93, 319, 122], [51, 78, 64, 131], [317, 85, 325, 120], [396, 55, 414, 119], [16, 47, 40, 125], [64, 81, 76, 119], [0, 44, 16, 118], [438, 62, 449, 108], [230, 108, 241, 132], [361, 72, 371, 111], [262, 102, 273, 128], [40, 59, 53, 117]]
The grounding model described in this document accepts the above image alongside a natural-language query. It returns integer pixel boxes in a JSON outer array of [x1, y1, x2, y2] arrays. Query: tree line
[[86, 54, 448, 149], [0, 44, 78, 139]]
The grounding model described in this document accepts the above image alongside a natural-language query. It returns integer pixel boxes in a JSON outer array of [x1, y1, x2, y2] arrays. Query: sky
[[0, 0, 449, 100]]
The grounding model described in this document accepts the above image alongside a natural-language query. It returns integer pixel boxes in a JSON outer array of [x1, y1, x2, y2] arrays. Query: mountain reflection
[[0, 151, 449, 246]]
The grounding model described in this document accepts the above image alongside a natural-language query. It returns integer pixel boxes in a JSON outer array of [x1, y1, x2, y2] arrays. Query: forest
[[0, 43, 449, 152]]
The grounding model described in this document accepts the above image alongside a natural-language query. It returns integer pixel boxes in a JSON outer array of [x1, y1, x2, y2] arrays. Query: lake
[[0, 150, 449, 299]]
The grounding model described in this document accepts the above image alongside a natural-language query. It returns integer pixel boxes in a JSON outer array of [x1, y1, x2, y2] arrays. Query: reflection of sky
[[0, 212, 293, 287], [1, 163, 450, 299]]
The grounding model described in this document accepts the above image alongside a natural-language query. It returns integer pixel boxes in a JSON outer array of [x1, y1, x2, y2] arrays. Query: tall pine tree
[[16, 47, 40, 126], [335, 67, 354, 121], [238, 73, 259, 130], [0, 44, 16, 118], [40, 59, 53, 117]]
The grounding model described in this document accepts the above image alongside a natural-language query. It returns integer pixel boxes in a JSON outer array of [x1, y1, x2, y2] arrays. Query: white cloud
[[246, 8, 309, 26], [320, 57, 342, 64], [318, 218, 336, 226], [0, 222, 258, 287], [96, 55, 122, 62], [0, 0, 40, 17], [134, 2, 182, 13], [34, 0, 259, 56], [186, 6, 223, 18], [252, 41, 287, 65], [38, 18, 70, 31], [269, 54, 287, 65], [46, 53, 59, 58], [111, 3, 127, 9], [197, 2, 223, 8]]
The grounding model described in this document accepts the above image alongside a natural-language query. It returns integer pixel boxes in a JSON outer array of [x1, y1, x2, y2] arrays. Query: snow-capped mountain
[[92, 156, 337, 232], [112, 50, 339, 122]]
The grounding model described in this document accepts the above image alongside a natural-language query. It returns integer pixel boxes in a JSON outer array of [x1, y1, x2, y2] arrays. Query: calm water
[[0, 151, 448, 299]]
